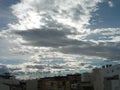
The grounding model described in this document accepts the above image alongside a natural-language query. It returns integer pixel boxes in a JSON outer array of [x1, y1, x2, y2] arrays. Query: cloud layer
[[14, 27, 120, 60]]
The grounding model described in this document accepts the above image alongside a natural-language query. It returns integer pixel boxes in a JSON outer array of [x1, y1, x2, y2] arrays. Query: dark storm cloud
[[14, 27, 120, 60], [14, 27, 89, 47], [60, 42, 120, 60]]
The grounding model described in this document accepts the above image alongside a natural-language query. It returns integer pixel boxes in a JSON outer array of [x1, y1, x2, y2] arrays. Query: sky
[[0, 0, 120, 79]]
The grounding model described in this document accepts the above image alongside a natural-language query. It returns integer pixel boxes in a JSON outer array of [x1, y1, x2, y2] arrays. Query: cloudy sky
[[0, 0, 120, 79]]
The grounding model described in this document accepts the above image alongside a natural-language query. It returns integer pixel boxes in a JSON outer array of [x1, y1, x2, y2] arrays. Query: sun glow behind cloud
[[9, 0, 102, 31]]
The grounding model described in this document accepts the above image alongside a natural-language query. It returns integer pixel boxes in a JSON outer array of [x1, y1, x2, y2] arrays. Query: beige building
[[80, 73, 94, 90], [38, 76, 71, 90], [67, 74, 81, 90], [38, 74, 81, 90]]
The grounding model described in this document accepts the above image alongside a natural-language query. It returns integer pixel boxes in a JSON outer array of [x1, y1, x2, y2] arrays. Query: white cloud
[[9, 0, 102, 31], [108, 1, 114, 7], [84, 28, 120, 42]]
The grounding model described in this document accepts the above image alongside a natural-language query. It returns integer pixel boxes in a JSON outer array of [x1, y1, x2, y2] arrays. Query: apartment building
[[26, 79, 38, 90], [80, 73, 94, 90], [67, 74, 81, 90], [92, 64, 120, 90], [38, 76, 70, 90]]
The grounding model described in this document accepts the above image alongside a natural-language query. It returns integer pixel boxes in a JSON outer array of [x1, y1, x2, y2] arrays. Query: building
[[4, 81, 26, 90], [0, 65, 26, 90], [0, 72, 25, 90], [80, 73, 94, 90], [38, 74, 82, 90], [38, 76, 70, 90], [67, 74, 81, 90], [26, 79, 38, 90], [92, 64, 120, 90]]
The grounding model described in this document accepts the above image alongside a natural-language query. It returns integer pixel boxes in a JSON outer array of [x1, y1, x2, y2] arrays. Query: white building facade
[[93, 64, 120, 90]]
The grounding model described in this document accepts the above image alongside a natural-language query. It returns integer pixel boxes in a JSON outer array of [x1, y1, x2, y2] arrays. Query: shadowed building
[[67, 74, 81, 90], [38, 76, 70, 90], [0, 72, 23, 90], [80, 73, 94, 90]]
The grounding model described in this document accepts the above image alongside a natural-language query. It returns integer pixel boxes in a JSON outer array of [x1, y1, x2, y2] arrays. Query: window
[[111, 70, 114, 73], [51, 82, 54, 86]]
